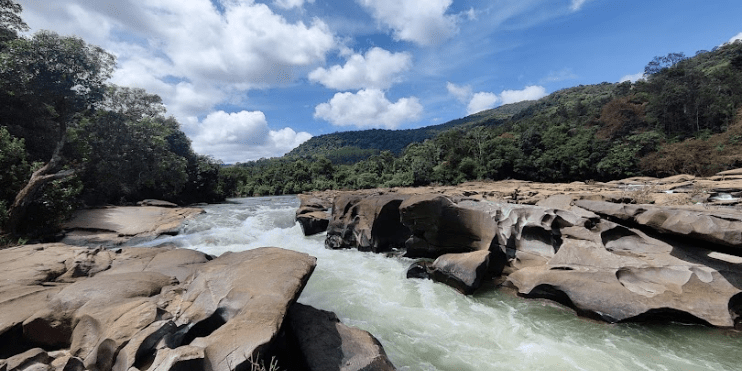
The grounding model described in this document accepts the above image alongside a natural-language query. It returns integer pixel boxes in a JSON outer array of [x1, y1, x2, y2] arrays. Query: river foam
[[136, 196, 742, 371]]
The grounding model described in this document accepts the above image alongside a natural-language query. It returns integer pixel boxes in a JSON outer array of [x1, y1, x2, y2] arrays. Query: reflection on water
[[137, 196, 742, 371]]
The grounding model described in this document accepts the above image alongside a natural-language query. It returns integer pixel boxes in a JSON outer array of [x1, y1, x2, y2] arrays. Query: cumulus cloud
[[448, 83, 547, 115], [729, 32, 742, 44], [314, 89, 423, 129], [619, 72, 645, 83], [446, 82, 473, 103], [19, 0, 335, 162], [191, 111, 312, 163], [357, 0, 458, 46], [309, 47, 413, 90], [467, 92, 500, 115], [500, 85, 548, 105]]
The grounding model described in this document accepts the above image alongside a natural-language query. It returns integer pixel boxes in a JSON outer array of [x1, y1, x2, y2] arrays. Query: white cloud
[[448, 83, 547, 115], [274, 0, 315, 10], [729, 32, 742, 44], [314, 89, 423, 129], [309, 47, 413, 90], [467, 92, 500, 115], [570, 0, 592, 11], [22, 1, 335, 112], [619, 72, 645, 83], [446, 82, 473, 103], [500, 85, 548, 104], [191, 111, 312, 163], [357, 0, 458, 46], [19, 0, 335, 163]]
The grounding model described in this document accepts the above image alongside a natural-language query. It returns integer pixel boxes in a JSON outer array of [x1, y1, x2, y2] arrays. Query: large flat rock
[[63, 206, 203, 244]]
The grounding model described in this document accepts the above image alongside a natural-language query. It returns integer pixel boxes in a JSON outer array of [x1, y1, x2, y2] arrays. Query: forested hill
[[286, 100, 535, 163], [222, 40, 742, 197]]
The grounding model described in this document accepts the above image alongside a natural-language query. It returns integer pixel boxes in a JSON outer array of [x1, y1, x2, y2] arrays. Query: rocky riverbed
[[3, 169, 741, 371], [0, 205, 396, 371], [301, 169, 742, 328]]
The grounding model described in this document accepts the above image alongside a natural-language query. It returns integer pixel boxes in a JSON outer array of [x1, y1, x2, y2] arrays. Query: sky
[[16, 0, 742, 163]]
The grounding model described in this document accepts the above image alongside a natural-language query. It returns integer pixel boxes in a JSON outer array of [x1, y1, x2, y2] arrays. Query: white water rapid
[[136, 196, 742, 371]]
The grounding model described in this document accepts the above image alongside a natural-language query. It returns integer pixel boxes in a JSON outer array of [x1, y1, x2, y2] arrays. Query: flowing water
[[136, 196, 742, 371]]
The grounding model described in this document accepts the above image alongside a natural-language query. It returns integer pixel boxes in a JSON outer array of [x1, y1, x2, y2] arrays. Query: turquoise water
[[138, 196, 742, 371]]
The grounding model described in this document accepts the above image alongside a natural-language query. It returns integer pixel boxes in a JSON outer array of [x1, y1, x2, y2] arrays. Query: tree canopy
[[0, 4, 228, 238]]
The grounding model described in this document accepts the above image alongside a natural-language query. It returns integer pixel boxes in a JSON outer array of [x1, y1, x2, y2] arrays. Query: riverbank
[[0, 203, 397, 371]]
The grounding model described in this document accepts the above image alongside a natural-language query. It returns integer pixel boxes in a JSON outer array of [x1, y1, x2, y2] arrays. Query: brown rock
[[22, 272, 175, 348], [99, 247, 211, 282], [288, 303, 396, 371], [174, 247, 317, 371], [0, 244, 111, 355], [62, 206, 203, 247], [2, 348, 52, 371]]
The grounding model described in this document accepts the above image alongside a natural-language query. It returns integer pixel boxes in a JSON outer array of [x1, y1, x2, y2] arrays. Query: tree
[[644, 52, 686, 75], [0, 31, 115, 234], [0, 0, 28, 44]]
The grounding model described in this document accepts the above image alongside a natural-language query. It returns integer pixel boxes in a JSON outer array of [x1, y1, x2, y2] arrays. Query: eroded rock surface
[[321, 177, 742, 328], [574, 200, 742, 253], [325, 193, 411, 253], [0, 244, 363, 371]]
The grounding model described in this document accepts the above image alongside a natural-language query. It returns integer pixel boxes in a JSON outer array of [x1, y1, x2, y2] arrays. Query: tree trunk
[[5, 127, 74, 236]]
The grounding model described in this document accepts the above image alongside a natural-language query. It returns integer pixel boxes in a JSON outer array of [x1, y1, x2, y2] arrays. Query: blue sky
[[17, 0, 742, 163]]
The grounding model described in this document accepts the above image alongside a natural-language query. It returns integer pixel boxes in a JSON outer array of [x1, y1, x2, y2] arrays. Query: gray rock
[[296, 210, 330, 236], [326, 194, 411, 253], [428, 250, 495, 295], [574, 200, 742, 254], [288, 303, 396, 371]]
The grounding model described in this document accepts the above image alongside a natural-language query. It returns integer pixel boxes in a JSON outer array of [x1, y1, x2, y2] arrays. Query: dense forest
[[224, 40, 742, 197], [0, 1, 227, 239]]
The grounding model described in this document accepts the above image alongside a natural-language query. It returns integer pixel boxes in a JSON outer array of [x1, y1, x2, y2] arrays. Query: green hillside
[[286, 100, 535, 163], [221, 40, 742, 196]]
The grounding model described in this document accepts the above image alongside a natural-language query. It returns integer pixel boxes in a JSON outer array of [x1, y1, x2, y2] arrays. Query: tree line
[[0, 1, 227, 239]]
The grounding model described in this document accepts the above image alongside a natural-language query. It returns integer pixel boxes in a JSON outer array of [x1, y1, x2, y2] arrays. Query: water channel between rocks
[[135, 196, 742, 371]]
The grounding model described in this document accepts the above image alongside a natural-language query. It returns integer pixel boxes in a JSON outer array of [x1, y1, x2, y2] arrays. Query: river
[[136, 196, 742, 371]]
